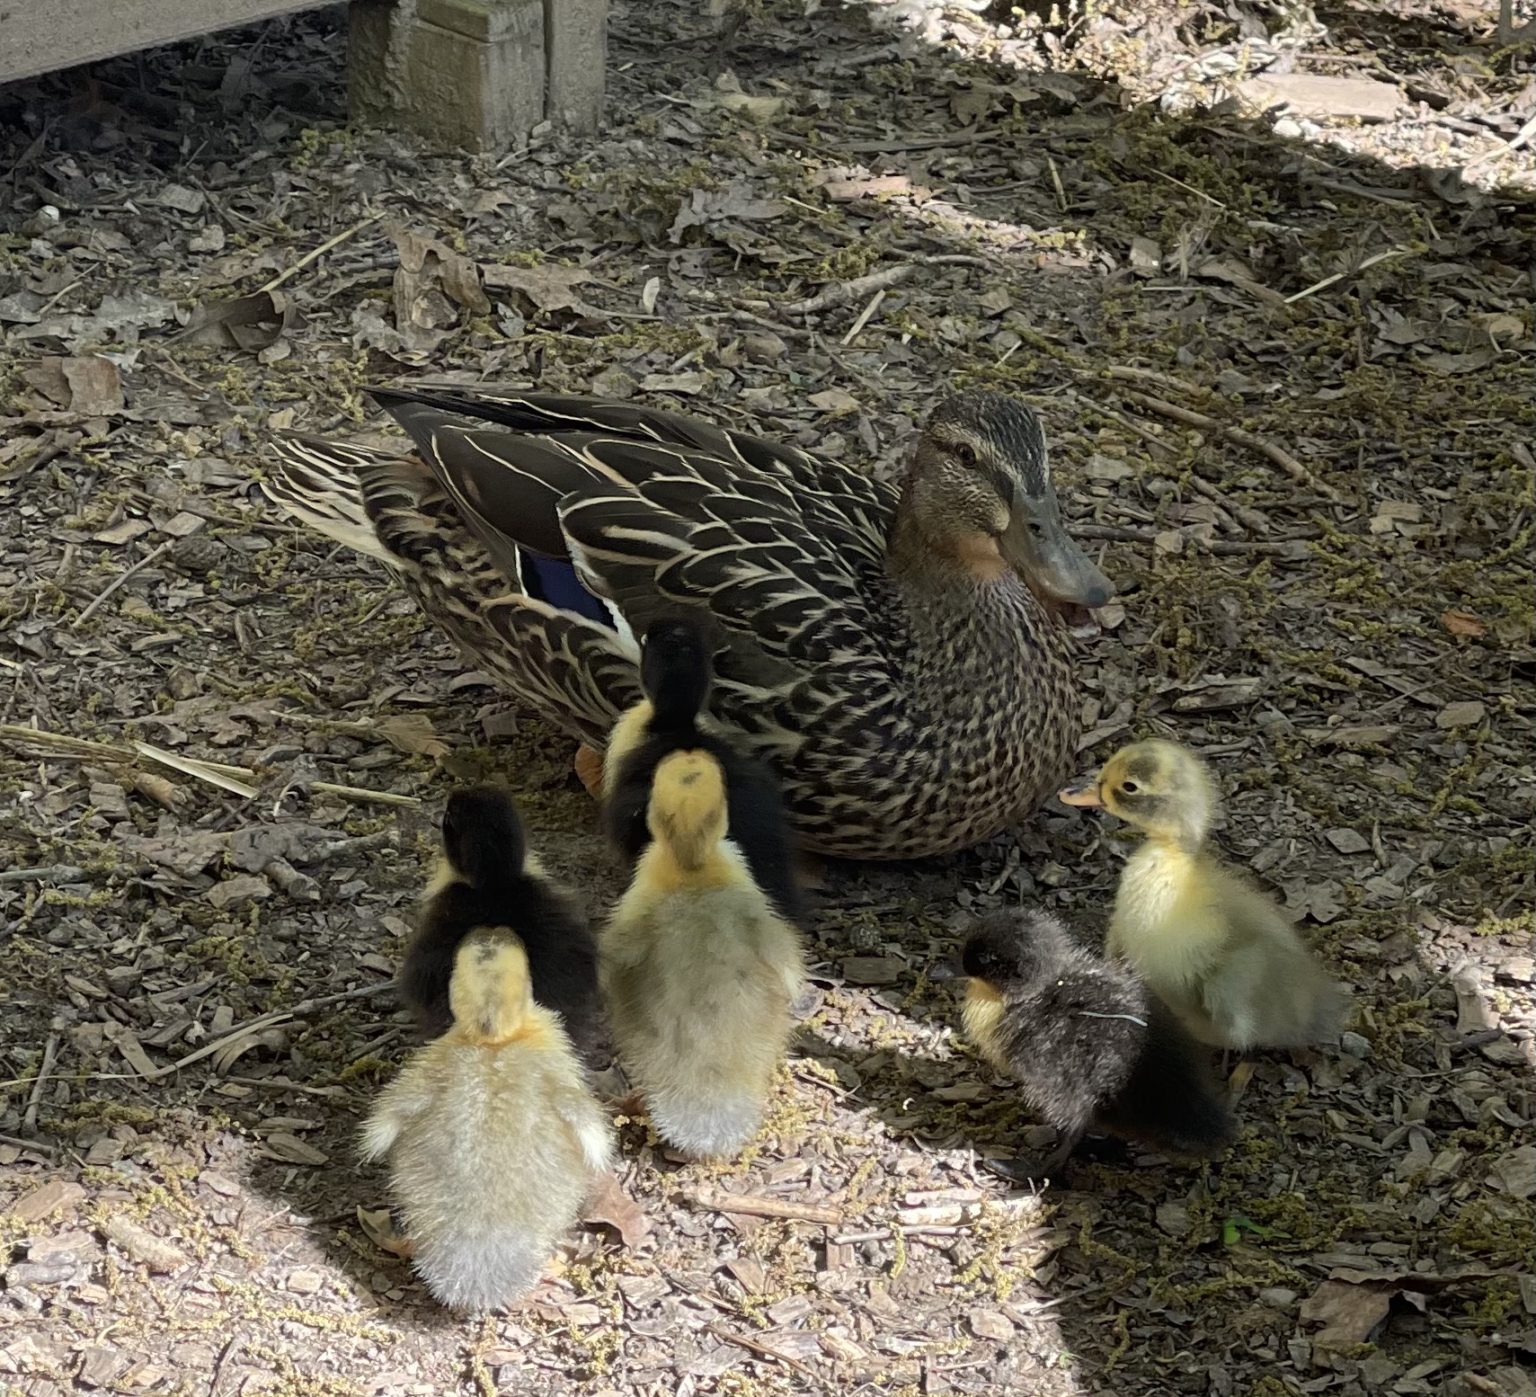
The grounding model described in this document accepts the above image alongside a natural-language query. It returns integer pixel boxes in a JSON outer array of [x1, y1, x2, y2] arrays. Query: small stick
[[686, 1186, 842, 1226], [22, 1032, 60, 1133], [72, 541, 173, 629], [783, 263, 916, 317], [707, 1323, 818, 1379], [1072, 523, 1301, 557], [0, 865, 86, 885], [1284, 247, 1410, 305], [257, 213, 383, 295], [137, 982, 395, 1081], [841, 288, 886, 345], [310, 781, 420, 807], [1116, 389, 1344, 502], [0, 1131, 59, 1155]]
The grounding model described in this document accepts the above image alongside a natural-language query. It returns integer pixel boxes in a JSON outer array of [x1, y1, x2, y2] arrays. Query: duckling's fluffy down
[[603, 870, 804, 1160], [360, 1027, 611, 1313]]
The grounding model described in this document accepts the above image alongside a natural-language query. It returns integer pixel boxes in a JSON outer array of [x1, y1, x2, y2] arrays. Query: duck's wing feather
[[265, 433, 639, 748], [371, 385, 898, 572]]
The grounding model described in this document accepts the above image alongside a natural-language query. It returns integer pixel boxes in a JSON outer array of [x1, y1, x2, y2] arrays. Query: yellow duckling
[[601, 749, 806, 1160], [1061, 739, 1349, 1051], [360, 929, 614, 1312]]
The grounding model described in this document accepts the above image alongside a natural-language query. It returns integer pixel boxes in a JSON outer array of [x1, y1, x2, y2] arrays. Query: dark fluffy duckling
[[401, 785, 600, 1057], [951, 909, 1236, 1181], [601, 616, 802, 922]]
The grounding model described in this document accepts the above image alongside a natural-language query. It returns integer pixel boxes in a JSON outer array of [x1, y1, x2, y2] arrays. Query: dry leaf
[[263, 1131, 328, 1165], [10, 1180, 86, 1224], [583, 1172, 651, 1250], [1436, 700, 1486, 729], [62, 355, 125, 415], [374, 714, 450, 761], [808, 388, 860, 415], [1300, 1278, 1393, 1349], [481, 262, 595, 315], [391, 226, 490, 315], [180, 290, 295, 351], [1441, 609, 1487, 638]]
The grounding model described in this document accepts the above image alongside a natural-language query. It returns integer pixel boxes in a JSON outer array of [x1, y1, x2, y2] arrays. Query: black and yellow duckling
[[601, 615, 802, 921], [263, 385, 1113, 861], [1061, 739, 1350, 1051], [942, 909, 1235, 1181], [601, 748, 806, 1160], [360, 928, 614, 1313], [401, 786, 600, 1058]]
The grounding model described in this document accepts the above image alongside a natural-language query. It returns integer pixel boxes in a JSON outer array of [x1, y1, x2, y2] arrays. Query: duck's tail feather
[[262, 433, 403, 565]]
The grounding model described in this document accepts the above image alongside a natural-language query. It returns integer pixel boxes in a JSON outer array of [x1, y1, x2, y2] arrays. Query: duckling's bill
[[1058, 779, 1104, 809]]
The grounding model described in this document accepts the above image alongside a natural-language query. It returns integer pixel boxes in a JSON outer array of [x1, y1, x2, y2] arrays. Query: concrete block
[[543, 0, 607, 134], [349, 0, 545, 152]]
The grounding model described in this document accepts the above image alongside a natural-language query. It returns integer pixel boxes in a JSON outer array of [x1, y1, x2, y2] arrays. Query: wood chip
[[101, 1217, 188, 1273], [10, 1179, 86, 1224]]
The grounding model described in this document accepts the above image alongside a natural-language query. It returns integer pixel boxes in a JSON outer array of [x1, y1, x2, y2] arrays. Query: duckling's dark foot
[[984, 1133, 1080, 1187], [574, 743, 604, 800]]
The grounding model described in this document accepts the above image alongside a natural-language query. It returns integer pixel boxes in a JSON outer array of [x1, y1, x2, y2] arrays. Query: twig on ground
[[842, 288, 886, 345], [0, 864, 87, 885], [784, 263, 917, 316], [22, 1031, 60, 1134], [707, 1323, 819, 1378], [1284, 247, 1411, 305], [257, 213, 383, 295], [685, 1186, 842, 1225], [0, 1130, 59, 1154], [310, 781, 420, 807], [130, 982, 395, 1081], [1073, 523, 1302, 556], [71, 541, 173, 629], [1115, 389, 1345, 502]]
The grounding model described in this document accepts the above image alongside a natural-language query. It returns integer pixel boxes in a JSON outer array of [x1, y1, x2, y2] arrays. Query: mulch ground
[[1, 1, 1533, 1394]]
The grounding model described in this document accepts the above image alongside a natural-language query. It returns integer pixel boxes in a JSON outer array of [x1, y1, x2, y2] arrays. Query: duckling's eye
[[1120, 780, 1140, 794]]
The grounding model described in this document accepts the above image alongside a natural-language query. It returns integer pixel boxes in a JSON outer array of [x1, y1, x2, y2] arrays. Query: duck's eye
[[1120, 780, 1139, 794], [954, 442, 978, 467]]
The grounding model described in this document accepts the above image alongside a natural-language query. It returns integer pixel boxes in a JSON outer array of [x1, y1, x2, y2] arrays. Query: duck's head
[[900, 391, 1114, 625], [1059, 739, 1217, 846], [448, 928, 534, 1044]]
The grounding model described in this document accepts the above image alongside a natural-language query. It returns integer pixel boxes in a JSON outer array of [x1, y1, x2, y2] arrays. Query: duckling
[[601, 747, 806, 1160], [359, 928, 614, 1313], [401, 786, 600, 1058], [946, 909, 1236, 1180], [602, 615, 802, 921], [1060, 739, 1349, 1051]]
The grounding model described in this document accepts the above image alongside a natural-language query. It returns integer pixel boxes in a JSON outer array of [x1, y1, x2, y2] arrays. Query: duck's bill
[[1002, 492, 1114, 619], [1058, 780, 1104, 809]]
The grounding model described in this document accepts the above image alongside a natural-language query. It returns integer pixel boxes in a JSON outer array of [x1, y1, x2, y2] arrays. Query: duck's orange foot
[[574, 743, 604, 800]]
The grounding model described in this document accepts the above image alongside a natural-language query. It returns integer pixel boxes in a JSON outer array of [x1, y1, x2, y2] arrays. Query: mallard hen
[[263, 384, 1112, 859]]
